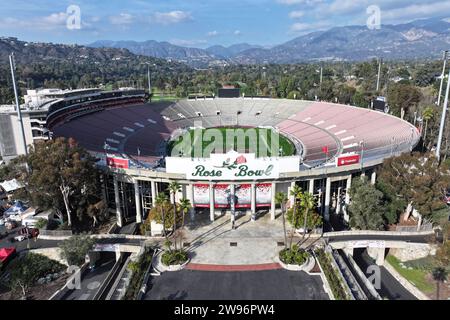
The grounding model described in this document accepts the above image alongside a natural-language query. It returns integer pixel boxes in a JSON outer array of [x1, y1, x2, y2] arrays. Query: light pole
[[9, 53, 28, 156], [437, 51, 448, 106], [376, 57, 382, 92], [436, 68, 450, 161], [359, 140, 365, 170]]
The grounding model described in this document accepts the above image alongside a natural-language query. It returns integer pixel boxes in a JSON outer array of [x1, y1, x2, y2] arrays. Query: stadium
[[47, 91, 421, 230]]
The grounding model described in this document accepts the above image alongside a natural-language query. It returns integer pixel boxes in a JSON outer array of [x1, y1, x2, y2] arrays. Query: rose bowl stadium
[[44, 89, 420, 229]]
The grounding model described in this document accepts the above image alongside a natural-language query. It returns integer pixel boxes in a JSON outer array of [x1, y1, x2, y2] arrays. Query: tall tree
[[432, 267, 447, 300], [387, 83, 421, 119], [421, 106, 435, 148], [299, 191, 316, 239], [289, 185, 303, 248], [167, 182, 181, 250], [155, 193, 169, 246], [178, 197, 191, 249], [275, 192, 288, 249], [15, 137, 101, 229], [348, 177, 386, 230]]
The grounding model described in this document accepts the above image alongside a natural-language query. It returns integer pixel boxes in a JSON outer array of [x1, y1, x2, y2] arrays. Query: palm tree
[[167, 182, 182, 250], [289, 184, 303, 249], [275, 192, 288, 249], [155, 193, 169, 245], [432, 267, 448, 300], [299, 192, 316, 240], [179, 198, 192, 248], [422, 106, 434, 148]]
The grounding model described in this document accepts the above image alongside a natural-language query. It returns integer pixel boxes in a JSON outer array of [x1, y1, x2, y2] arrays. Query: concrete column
[[134, 180, 142, 224], [343, 247, 354, 257], [324, 177, 331, 222], [230, 184, 235, 226], [271, 182, 276, 220], [375, 247, 385, 266], [344, 175, 351, 223], [371, 171, 376, 185], [308, 179, 314, 194], [113, 176, 123, 227], [209, 182, 215, 222], [115, 247, 121, 262], [251, 182, 256, 214], [151, 180, 157, 207], [336, 186, 342, 215], [187, 183, 195, 217], [361, 171, 366, 177]]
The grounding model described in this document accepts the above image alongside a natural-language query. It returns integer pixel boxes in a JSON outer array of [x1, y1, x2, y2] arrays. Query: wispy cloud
[[151, 11, 193, 25], [207, 30, 219, 37], [289, 10, 304, 18], [109, 13, 134, 25]]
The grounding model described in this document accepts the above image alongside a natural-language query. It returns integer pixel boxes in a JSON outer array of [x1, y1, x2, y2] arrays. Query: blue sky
[[0, 0, 449, 47]]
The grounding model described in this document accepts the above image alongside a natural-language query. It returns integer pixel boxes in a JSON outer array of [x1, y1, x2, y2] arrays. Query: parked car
[[5, 220, 17, 230], [14, 234, 28, 242], [0, 217, 5, 226], [18, 227, 39, 238]]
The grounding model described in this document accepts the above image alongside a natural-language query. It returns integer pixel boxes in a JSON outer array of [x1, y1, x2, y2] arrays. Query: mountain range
[[89, 17, 450, 67]]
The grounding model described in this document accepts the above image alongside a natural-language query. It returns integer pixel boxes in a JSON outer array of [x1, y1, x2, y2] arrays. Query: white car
[[14, 235, 26, 242], [0, 218, 5, 226]]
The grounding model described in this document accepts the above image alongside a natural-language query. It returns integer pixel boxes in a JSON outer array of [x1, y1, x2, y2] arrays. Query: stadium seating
[[52, 98, 420, 170]]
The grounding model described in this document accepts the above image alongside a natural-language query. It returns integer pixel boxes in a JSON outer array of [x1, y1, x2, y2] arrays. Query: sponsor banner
[[349, 240, 386, 249], [235, 184, 251, 208], [106, 156, 129, 169], [166, 150, 300, 181], [214, 184, 229, 208], [193, 184, 210, 208], [256, 183, 271, 206], [336, 154, 360, 167]]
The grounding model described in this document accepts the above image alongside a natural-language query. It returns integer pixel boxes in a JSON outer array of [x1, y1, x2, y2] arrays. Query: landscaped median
[[314, 248, 352, 300]]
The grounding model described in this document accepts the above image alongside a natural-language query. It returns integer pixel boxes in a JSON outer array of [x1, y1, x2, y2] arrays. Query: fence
[[39, 229, 73, 237]]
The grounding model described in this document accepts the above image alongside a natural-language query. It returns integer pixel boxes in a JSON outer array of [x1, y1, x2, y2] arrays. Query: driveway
[[144, 269, 329, 300]]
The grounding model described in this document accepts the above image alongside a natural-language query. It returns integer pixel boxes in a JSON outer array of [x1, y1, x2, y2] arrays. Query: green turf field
[[168, 127, 295, 158]]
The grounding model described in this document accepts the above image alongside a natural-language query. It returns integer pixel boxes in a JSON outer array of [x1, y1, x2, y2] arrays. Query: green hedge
[[122, 248, 154, 300], [315, 249, 351, 300]]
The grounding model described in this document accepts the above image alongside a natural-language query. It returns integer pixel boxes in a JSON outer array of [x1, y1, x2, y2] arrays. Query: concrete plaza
[[182, 211, 322, 265]]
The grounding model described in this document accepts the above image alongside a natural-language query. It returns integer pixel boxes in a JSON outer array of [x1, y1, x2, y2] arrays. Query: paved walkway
[[182, 211, 322, 266]]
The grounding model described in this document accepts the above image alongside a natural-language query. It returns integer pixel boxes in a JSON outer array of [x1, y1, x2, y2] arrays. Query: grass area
[[386, 255, 436, 294], [168, 127, 296, 158], [151, 94, 179, 102]]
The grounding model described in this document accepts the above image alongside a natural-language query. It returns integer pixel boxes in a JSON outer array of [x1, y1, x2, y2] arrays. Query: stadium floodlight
[[9, 53, 28, 157], [436, 68, 450, 161], [437, 51, 449, 106]]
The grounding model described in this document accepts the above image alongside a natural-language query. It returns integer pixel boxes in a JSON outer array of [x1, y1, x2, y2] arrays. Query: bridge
[[323, 230, 434, 265]]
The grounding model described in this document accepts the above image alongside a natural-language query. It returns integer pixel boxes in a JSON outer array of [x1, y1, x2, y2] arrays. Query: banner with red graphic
[[256, 183, 271, 207], [214, 184, 229, 208], [235, 184, 251, 208], [193, 184, 210, 207]]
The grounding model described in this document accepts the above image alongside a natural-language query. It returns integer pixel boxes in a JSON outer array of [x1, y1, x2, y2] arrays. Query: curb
[[185, 263, 282, 272]]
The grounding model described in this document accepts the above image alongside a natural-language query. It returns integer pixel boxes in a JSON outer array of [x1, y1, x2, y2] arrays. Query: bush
[[161, 249, 188, 266], [279, 245, 310, 265], [34, 218, 48, 230], [59, 234, 95, 266], [122, 248, 154, 300], [5, 252, 65, 297]]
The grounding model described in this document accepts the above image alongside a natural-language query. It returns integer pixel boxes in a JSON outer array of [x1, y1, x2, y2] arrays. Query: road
[[59, 253, 116, 300], [144, 269, 329, 300], [352, 249, 416, 300], [325, 233, 432, 244]]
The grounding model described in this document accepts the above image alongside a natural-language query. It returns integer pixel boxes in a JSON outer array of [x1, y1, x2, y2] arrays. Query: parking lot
[[144, 269, 329, 300]]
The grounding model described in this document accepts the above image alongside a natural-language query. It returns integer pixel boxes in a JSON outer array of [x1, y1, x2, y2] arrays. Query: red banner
[[336, 154, 360, 167], [106, 157, 129, 169]]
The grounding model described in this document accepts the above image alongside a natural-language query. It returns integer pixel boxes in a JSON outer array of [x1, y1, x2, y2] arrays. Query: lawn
[[168, 127, 296, 158], [386, 255, 436, 294]]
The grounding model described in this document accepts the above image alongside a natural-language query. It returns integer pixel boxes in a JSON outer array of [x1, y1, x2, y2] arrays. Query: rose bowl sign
[[166, 150, 300, 181]]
